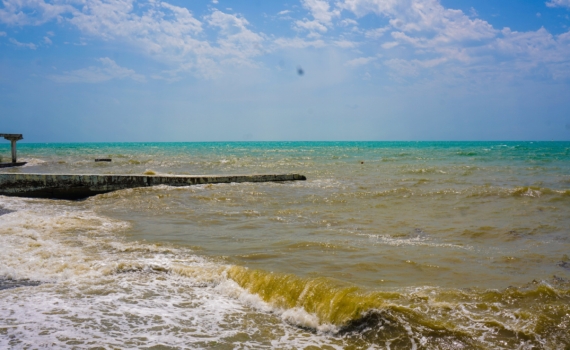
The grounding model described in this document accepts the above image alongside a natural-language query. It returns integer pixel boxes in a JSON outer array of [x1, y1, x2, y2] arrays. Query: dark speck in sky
[[297, 66, 304, 76]]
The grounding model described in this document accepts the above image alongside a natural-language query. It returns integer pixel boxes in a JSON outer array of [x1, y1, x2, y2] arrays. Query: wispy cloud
[[1, 0, 569, 85], [0, 0, 72, 26], [9, 38, 37, 49], [273, 37, 326, 49], [364, 27, 389, 39], [345, 56, 377, 66], [334, 39, 358, 48], [49, 58, 145, 83], [546, 0, 570, 8]]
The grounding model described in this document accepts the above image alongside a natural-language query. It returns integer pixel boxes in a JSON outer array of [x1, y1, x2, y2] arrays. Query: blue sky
[[1, 0, 570, 142]]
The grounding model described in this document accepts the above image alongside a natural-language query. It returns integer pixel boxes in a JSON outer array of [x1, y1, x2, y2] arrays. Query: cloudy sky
[[1, 0, 570, 142]]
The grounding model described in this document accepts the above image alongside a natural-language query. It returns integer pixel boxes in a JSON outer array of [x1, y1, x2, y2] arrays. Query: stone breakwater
[[0, 173, 306, 199]]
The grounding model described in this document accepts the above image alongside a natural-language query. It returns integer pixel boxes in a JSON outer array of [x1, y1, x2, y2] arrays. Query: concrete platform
[[0, 173, 306, 199], [0, 162, 27, 168]]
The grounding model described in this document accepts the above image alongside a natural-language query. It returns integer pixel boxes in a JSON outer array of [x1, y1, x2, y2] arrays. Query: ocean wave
[[20, 158, 47, 167], [226, 266, 570, 348], [329, 185, 570, 201], [1, 195, 569, 348], [402, 167, 447, 175]]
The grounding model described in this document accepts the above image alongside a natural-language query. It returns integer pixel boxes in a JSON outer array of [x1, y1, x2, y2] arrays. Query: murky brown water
[[1, 142, 569, 348]]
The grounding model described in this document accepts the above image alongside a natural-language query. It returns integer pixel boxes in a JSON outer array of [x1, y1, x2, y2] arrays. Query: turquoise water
[[1, 141, 570, 348]]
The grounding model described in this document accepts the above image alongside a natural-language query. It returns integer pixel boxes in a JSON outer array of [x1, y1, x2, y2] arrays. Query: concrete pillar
[[1, 134, 23, 164], [11, 139, 16, 163]]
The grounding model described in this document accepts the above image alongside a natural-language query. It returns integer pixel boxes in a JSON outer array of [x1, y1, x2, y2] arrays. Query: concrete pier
[[0, 173, 306, 199], [0, 133, 25, 167]]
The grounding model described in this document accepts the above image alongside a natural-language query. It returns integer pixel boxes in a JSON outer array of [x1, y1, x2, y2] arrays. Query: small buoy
[[95, 158, 112, 162]]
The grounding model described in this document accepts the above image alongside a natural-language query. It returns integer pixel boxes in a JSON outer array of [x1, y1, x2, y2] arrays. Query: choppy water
[[1, 141, 569, 349]]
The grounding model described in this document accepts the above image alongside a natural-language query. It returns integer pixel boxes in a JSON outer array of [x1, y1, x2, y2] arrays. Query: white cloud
[[334, 39, 358, 48], [273, 37, 326, 49], [365, 27, 389, 39], [49, 57, 145, 83], [382, 25, 570, 82], [340, 18, 358, 26], [1, 0, 569, 84], [206, 10, 265, 65], [384, 57, 447, 77], [0, 0, 73, 26], [0, 0, 267, 79], [296, 19, 328, 33], [303, 0, 339, 25], [546, 0, 570, 8], [489, 28, 570, 79], [494, 27, 556, 57], [559, 30, 570, 42], [381, 41, 399, 49], [69, 1, 203, 44], [345, 56, 377, 66], [9, 38, 37, 49], [340, 0, 497, 45], [295, 0, 340, 33], [337, 0, 504, 76]]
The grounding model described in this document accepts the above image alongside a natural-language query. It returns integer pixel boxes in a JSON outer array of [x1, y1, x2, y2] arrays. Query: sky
[[1, 0, 570, 142]]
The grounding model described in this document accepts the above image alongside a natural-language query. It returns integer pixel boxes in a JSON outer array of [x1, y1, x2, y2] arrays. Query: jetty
[[0, 134, 26, 168], [0, 173, 306, 199]]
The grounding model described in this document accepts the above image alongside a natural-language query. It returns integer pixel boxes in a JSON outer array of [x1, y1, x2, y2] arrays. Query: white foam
[[20, 158, 47, 166], [358, 233, 470, 250], [0, 196, 348, 348]]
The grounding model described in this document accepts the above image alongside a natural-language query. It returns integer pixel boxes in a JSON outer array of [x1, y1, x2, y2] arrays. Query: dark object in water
[[552, 275, 568, 284], [95, 158, 112, 162], [414, 228, 428, 238], [0, 207, 15, 216], [0, 277, 42, 290], [559, 261, 570, 270], [0, 162, 26, 168]]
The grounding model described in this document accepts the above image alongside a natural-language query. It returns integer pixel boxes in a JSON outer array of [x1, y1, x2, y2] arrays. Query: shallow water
[[1, 142, 569, 348]]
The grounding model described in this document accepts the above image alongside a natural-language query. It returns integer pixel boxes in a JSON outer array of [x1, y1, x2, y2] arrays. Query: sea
[[1, 141, 569, 349]]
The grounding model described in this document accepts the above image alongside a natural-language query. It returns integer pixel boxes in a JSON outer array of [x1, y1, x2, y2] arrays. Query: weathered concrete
[[0, 133, 23, 163], [0, 173, 307, 199], [0, 162, 27, 168]]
